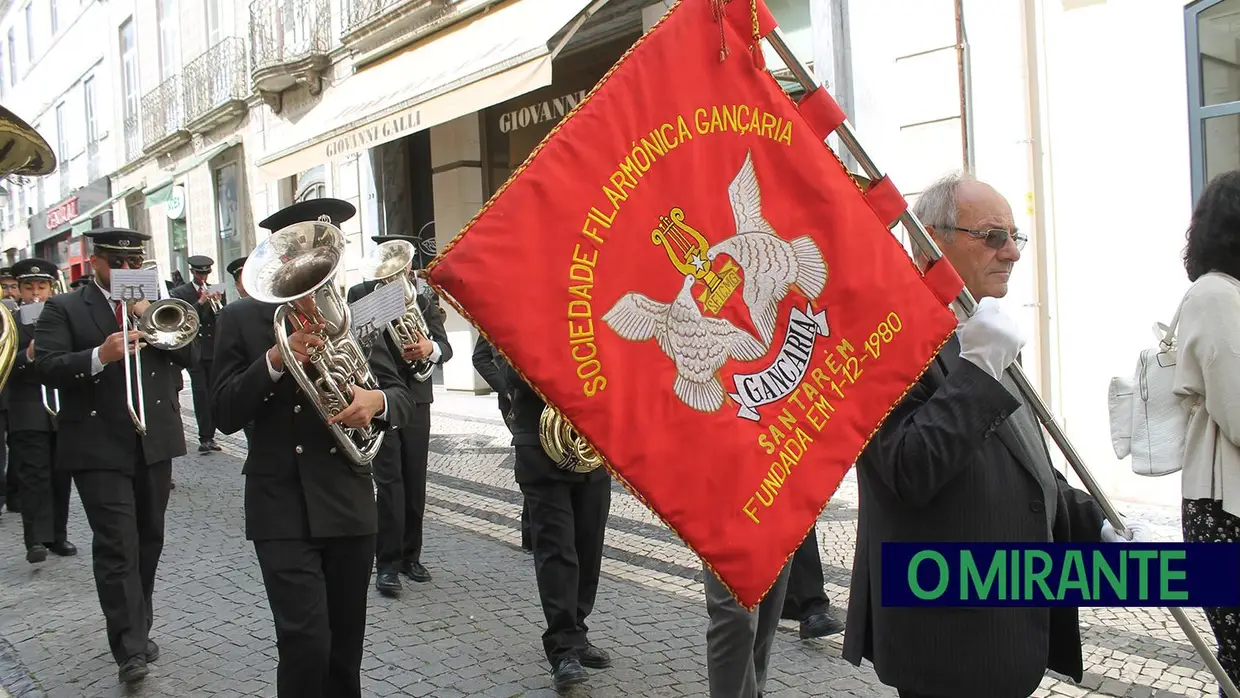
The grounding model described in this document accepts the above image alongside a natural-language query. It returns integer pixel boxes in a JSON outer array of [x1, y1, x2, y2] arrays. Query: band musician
[[227, 257, 248, 299], [35, 227, 196, 684], [1, 267, 16, 517], [171, 255, 225, 454], [212, 198, 414, 698], [472, 335, 531, 552], [347, 234, 452, 595], [9, 258, 75, 564], [499, 357, 612, 692]]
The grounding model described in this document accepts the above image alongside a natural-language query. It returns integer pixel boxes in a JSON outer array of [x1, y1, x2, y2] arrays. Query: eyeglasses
[[103, 255, 145, 269], [953, 227, 1027, 252]]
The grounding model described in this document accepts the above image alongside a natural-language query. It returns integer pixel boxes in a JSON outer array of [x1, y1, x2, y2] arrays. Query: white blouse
[[1174, 271, 1240, 517]]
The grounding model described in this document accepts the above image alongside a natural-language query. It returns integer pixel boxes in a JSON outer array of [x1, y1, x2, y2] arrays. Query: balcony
[[342, 0, 484, 69], [185, 37, 249, 133], [249, 0, 331, 112], [123, 114, 142, 163], [141, 75, 191, 155]]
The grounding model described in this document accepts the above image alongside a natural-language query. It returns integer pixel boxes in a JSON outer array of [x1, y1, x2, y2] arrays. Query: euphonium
[[0, 105, 56, 394], [539, 406, 604, 473], [358, 239, 434, 382], [242, 214, 385, 466]]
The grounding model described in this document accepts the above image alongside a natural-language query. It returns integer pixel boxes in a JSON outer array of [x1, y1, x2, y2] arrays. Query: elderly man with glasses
[[842, 172, 1148, 698]]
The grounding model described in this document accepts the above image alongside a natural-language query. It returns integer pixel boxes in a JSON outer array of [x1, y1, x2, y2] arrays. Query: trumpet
[[206, 294, 223, 314], [358, 239, 434, 382], [242, 214, 385, 466], [117, 267, 199, 434]]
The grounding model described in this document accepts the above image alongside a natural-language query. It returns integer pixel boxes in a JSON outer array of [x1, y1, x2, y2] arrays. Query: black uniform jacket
[[211, 297, 415, 541], [843, 336, 1105, 698], [170, 281, 225, 361], [499, 359, 609, 486], [34, 283, 196, 472], [11, 317, 53, 433], [346, 279, 452, 405]]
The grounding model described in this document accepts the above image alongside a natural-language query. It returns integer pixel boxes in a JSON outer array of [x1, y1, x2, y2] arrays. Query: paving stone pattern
[[0, 385, 1226, 697]]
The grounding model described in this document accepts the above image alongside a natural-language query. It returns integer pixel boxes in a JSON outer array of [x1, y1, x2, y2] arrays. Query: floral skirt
[[1182, 498, 1240, 697]]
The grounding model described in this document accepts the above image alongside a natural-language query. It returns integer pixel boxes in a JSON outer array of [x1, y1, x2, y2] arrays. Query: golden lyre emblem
[[651, 207, 742, 315]]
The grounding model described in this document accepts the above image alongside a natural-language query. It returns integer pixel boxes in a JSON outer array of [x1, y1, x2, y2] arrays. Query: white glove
[[957, 297, 1026, 381], [1101, 519, 1149, 542]]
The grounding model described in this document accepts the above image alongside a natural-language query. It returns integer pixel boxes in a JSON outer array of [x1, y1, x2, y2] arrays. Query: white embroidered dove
[[602, 275, 765, 413], [707, 150, 828, 346]]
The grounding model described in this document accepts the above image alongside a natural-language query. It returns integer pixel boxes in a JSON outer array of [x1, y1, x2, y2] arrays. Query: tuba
[[0, 105, 56, 393], [358, 239, 434, 382], [540, 406, 604, 473], [243, 214, 385, 466]]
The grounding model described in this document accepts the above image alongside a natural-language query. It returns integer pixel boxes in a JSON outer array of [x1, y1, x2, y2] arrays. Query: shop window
[[1187, 0, 1240, 201]]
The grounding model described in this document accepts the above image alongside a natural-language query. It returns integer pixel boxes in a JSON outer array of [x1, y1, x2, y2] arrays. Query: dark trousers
[[374, 402, 429, 572], [1, 412, 14, 511], [72, 458, 172, 666], [253, 535, 375, 698], [782, 524, 830, 621], [521, 499, 532, 549], [520, 474, 611, 667], [11, 430, 69, 549], [188, 358, 215, 444]]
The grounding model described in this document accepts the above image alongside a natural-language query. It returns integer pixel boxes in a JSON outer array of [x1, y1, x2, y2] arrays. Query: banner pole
[[762, 25, 1240, 698]]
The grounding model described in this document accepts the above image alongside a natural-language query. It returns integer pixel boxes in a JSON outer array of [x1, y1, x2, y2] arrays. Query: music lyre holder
[[119, 284, 148, 436], [761, 26, 1240, 698]]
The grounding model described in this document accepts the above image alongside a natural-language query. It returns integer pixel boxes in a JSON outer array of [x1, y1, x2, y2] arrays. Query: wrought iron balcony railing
[[123, 113, 142, 163], [347, 0, 428, 31], [86, 140, 100, 182], [184, 37, 248, 130], [141, 75, 189, 154], [250, 0, 331, 75]]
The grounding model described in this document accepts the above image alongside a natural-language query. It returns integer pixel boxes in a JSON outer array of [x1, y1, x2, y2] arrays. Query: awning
[[256, 0, 604, 180], [69, 186, 141, 235], [143, 136, 242, 205]]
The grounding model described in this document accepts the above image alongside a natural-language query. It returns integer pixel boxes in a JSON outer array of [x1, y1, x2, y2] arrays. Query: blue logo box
[[880, 543, 1240, 607]]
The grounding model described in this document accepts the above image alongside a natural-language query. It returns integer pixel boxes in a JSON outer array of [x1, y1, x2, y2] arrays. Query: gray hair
[[911, 170, 977, 241]]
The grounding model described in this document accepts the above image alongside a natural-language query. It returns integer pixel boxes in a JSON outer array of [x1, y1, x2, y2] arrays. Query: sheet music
[[110, 269, 161, 303], [208, 283, 227, 295], [349, 281, 405, 345], [18, 302, 44, 325]]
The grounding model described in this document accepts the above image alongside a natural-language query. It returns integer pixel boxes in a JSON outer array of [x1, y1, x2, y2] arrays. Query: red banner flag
[[428, 0, 960, 607]]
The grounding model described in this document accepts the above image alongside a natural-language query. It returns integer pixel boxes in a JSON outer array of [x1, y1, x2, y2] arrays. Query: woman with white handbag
[[1175, 169, 1240, 695]]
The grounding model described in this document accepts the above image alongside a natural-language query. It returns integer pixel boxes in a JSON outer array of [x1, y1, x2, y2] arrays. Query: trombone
[[39, 273, 67, 417], [760, 29, 1240, 698], [117, 262, 199, 435]]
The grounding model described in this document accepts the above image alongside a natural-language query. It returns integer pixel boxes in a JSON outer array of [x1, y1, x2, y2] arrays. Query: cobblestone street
[[0, 386, 1226, 697]]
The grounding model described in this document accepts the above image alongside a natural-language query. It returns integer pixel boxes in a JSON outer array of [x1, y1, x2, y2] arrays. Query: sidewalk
[[0, 385, 1220, 698]]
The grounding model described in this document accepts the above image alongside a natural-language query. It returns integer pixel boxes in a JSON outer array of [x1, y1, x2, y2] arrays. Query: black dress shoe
[[146, 640, 159, 664], [580, 644, 612, 669], [26, 545, 47, 563], [46, 541, 76, 557], [198, 442, 213, 454], [552, 657, 587, 691], [375, 572, 402, 597], [799, 612, 845, 639], [118, 656, 149, 683], [401, 561, 431, 583]]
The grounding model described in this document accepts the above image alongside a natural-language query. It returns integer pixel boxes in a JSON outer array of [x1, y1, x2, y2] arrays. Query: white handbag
[[1107, 300, 1188, 477]]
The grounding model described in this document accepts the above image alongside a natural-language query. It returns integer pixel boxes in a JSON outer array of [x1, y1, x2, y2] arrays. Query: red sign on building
[[45, 197, 78, 230]]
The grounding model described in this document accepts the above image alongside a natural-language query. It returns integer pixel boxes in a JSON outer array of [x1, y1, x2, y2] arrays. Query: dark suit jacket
[[34, 283, 196, 472], [211, 296, 415, 541], [500, 358, 609, 486], [472, 335, 510, 421], [346, 279, 452, 404], [842, 336, 1105, 698], [10, 316, 53, 433], [170, 281, 225, 362]]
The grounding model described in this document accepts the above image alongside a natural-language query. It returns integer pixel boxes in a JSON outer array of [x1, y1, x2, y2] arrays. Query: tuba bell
[[0, 105, 56, 393], [358, 239, 434, 382], [242, 214, 385, 466], [539, 406, 604, 473]]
